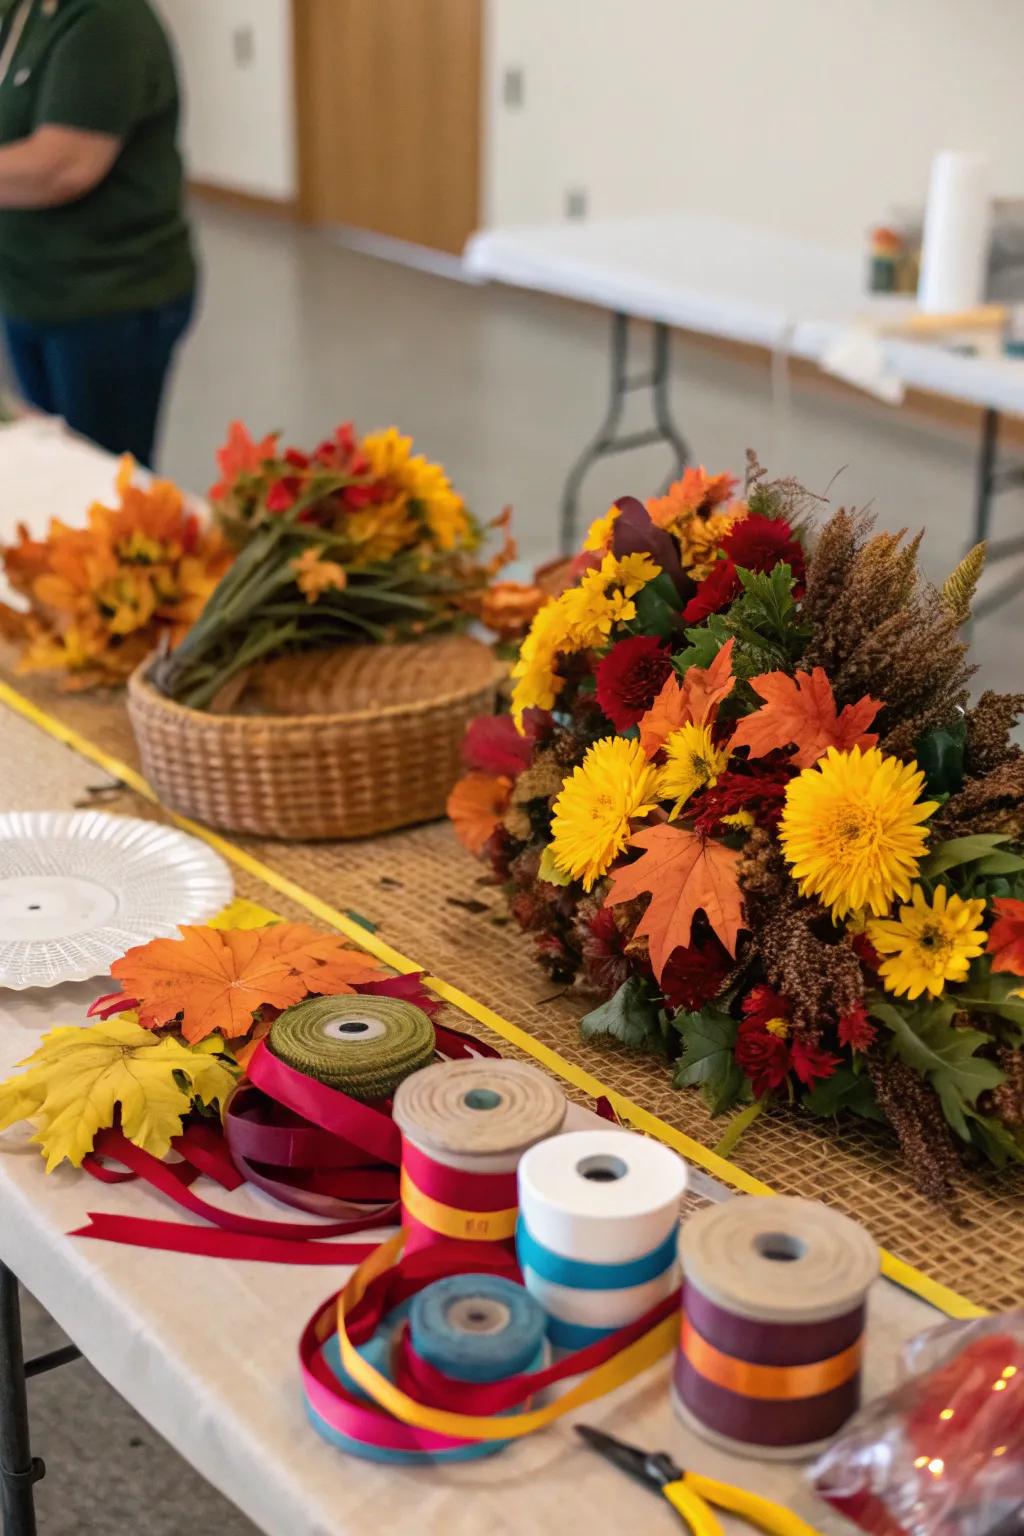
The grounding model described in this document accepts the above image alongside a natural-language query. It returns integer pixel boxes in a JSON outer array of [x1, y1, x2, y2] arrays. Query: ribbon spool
[[675, 1195, 879, 1460], [393, 1059, 566, 1255], [517, 1129, 687, 1349], [306, 1273, 547, 1465], [268, 994, 435, 1100]]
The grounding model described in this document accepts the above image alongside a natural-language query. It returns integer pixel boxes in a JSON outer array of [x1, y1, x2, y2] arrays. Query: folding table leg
[[559, 313, 689, 552], [0, 1262, 42, 1536], [972, 406, 1000, 549]]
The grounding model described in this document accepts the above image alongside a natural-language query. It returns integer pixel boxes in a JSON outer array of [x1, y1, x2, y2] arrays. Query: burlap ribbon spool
[[393, 1060, 566, 1167], [268, 995, 436, 1103]]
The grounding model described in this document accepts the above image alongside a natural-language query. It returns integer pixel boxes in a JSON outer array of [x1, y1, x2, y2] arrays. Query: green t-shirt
[[0, 0, 196, 323]]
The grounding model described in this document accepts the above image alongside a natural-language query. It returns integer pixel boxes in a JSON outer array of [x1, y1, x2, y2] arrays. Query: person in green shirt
[[0, 0, 196, 465]]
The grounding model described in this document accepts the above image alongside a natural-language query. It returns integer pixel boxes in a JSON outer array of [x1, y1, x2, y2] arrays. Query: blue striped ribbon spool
[[517, 1218, 679, 1347]]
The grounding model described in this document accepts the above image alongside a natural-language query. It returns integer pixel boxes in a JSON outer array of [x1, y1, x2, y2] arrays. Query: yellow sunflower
[[778, 745, 938, 918], [658, 723, 730, 818], [549, 737, 660, 891], [361, 427, 475, 553], [868, 885, 987, 999]]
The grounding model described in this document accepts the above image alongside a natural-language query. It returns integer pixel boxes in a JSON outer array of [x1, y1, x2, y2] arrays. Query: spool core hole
[[28, 904, 40, 911], [463, 1088, 501, 1111], [336, 1021, 370, 1035], [576, 1153, 628, 1183], [754, 1231, 806, 1263]]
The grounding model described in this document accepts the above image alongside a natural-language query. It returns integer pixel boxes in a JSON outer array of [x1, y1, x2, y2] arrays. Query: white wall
[[154, 0, 296, 202], [483, 0, 1024, 246]]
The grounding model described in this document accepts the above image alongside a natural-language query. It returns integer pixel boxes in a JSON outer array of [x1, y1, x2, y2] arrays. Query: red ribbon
[[399, 1140, 517, 1213]]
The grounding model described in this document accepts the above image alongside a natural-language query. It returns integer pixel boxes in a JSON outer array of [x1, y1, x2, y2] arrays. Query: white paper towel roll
[[918, 151, 991, 313], [517, 1129, 687, 1263]]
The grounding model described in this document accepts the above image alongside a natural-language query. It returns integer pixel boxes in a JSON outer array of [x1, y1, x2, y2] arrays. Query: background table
[[466, 213, 1024, 598]]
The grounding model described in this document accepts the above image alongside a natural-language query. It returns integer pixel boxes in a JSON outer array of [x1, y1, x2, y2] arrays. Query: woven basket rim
[[128, 640, 505, 730]]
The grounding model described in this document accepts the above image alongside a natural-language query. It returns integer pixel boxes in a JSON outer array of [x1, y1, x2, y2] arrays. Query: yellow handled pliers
[[576, 1425, 823, 1536]]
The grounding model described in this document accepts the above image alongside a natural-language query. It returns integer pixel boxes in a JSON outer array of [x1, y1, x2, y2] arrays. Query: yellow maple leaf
[[0, 1015, 238, 1171]]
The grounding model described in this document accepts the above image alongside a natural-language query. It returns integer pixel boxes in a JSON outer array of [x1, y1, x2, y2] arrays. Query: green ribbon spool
[[268, 995, 436, 1103]]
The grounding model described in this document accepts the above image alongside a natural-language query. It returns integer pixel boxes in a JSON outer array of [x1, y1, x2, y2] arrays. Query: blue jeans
[[3, 290, 195, 467]]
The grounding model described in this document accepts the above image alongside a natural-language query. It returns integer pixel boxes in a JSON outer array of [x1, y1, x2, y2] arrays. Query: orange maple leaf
[[447, 773, 513, 855], [112, 926, 311, 1044], [729, 667, 880, 769], [638, 638, 736, 757], [604, 823, 745, 980], [258, 923, 384, 993], [987, 897, 1024, 975]]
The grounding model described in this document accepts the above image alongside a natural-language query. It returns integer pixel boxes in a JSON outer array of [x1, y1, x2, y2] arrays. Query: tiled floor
[[7, 197, 1024, 1534]]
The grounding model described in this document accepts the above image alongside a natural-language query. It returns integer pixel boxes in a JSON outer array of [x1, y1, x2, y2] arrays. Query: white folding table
[[466, 214, 1024, 610]]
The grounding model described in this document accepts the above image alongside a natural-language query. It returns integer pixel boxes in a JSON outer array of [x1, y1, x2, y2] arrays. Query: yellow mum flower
[[779, 746, 938, 918], [510, 599, 573, 727], [868, 885, 987, 999], [584, 506, 619, 552], [549, 737, 660, 891], [611, 551, 661, 595], [658, 723, 730, 818]]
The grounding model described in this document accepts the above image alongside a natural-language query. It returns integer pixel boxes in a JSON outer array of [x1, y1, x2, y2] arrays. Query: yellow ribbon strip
[[399, 1170, 518, 1243], [679, 1314, 861, 1402], [0, 677, 987, 1322], [335, 1230, 679, 1440]]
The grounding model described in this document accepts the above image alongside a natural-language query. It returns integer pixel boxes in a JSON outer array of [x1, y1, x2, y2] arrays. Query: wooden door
[[294, 0, 482, 255]]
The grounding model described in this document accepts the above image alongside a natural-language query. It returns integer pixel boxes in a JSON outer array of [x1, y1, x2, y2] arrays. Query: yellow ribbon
[[0, 677, 988, 1323], [335, 1230, 678, 1440], [399, 1169, 518, 1243]]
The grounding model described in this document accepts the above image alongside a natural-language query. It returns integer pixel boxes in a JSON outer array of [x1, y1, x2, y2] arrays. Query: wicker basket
[[127, 634, 503, 841]]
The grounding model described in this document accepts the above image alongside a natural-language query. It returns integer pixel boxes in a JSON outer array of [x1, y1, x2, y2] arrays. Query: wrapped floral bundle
[[150, 421, 534, 709], [0, 457, 231, 689], [449, 459, 1024, 1199]]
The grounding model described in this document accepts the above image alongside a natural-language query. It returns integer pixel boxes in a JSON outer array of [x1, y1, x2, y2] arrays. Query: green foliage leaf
[[632, 572, 682, 639], [673, 616, 734, 674], [916, 719, 966, 798], [960, 1109, 1024, 1168], [870, 1000, 1005, 1144], [921, 834, 1015, 878], [580, 976, 666, 1053], [956, 959, 1024, 1036], [672, 1007, 747, 1115], [802, 1066, 886, 1122]]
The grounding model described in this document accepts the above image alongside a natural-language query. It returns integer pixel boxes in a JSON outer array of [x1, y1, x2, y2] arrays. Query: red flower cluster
[[690, 762, 794, 836], [736, 985, 839, 1099], [595, 636, 673, 731], [660, 937, 731, 1011], [683, 513, 805, 623]]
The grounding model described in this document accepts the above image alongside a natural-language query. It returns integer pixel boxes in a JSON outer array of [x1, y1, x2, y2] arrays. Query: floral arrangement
[[0, 457, 231, 689], [150, 420, 536, 709], [0, 907, 437, 1170], [449, 460, 1024, 1199]]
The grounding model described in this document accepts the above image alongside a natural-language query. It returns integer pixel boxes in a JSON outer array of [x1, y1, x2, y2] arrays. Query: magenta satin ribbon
[[245, 1041, 402, 1163], [73, 1128, 400, 1260], [224, 1083, 399, 1220], [399, 1140, 517, 1211]]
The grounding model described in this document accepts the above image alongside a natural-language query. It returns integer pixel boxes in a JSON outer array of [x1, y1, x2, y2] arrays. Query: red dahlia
[[682, 558, 741, 623], [721, 513, 805, 586], [595, 635, 674, 730], [660, 938, 731, 1011]]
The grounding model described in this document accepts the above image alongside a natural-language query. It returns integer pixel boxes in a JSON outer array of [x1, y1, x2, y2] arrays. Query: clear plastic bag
[[810, 1311, 1024, 1536]]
